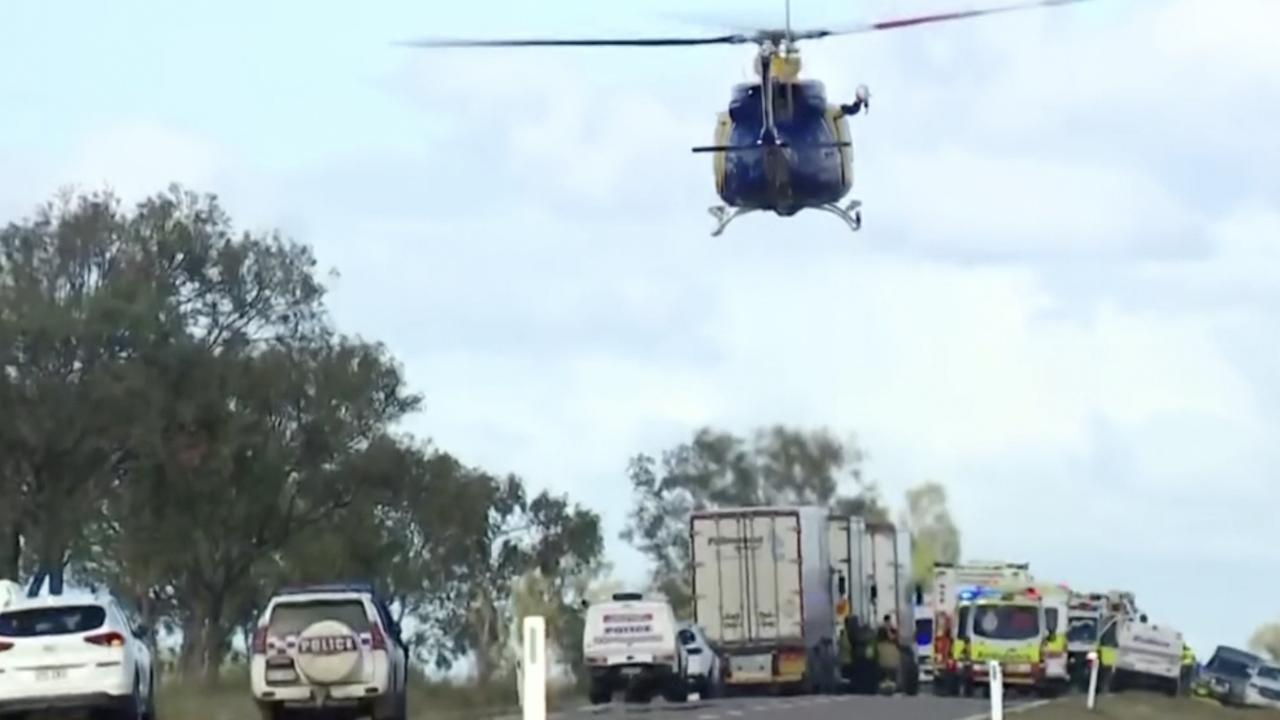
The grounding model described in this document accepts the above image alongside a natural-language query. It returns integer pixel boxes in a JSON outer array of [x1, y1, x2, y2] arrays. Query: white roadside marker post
[[989, 660, 1004, 720], [523, 616, 547, 720], [1086, 651, 1100, 710]]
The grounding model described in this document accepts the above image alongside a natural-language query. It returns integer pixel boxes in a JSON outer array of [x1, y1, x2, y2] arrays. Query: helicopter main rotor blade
[[793, 0, 1094, 41], [394, 33, 752, 48]]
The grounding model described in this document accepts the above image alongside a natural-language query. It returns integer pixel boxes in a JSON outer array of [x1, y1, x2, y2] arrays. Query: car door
[[114, 601, 152, 694], [375, 599, 406, 695]]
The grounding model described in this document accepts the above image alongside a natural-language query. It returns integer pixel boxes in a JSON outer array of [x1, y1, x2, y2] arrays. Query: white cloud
[[65, 123, 224, 204]]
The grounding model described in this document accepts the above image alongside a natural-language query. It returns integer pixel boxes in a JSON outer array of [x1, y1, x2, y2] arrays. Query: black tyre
[[664, 677, 689, 703], [588, 680, 612, 705], [110, 677, 144, 720], [144, 672, 157, 720]]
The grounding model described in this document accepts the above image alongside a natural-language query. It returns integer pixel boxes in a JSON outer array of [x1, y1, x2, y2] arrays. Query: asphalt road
[[544, 693, 1042, 720]]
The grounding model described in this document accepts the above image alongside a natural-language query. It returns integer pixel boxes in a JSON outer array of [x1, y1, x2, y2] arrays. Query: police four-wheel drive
[[250, 582, 409, 720]]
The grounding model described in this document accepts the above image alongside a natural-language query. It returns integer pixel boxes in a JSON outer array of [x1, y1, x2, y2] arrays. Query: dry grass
[[1020, 691, 1280, 720], [156, 672, 582, 720]]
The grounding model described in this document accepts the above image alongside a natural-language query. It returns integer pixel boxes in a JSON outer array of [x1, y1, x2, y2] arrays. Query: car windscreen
[[1068, 616, 1098, 643], [972, 604, 1040, 641], [916, 617, 933, 646], [677, 628, 697, 646], [1257, 666, 1280, 682], [1206, 654, 1255, 679], [0, 605, 107, 637], [268, 600, 371, 635]]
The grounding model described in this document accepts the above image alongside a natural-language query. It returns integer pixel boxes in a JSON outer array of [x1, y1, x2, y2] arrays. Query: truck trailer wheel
[[901, 652, 920, 696]]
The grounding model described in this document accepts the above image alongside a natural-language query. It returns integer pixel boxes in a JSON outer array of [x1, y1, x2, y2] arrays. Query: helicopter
[[399, 0, 1095, 236]]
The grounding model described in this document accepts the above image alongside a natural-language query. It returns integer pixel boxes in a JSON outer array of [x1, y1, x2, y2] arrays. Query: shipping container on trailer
[[690, 506, 837, 693], [862, 521, 914, 637], [827, 515, 871, 629]]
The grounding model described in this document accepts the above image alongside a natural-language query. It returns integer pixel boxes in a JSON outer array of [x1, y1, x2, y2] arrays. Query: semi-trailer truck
[[690, 506, 838, 694]]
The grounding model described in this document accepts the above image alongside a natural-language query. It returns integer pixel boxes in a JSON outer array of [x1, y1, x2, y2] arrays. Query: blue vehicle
[[399, 0, 1097, 236], [1198, 645, 1264, 706]]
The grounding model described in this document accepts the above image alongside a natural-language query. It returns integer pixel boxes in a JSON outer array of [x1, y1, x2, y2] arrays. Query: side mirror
[[134, 624, 150, 639], [837, 575, 847, 597], [580, 599, 590, 611]]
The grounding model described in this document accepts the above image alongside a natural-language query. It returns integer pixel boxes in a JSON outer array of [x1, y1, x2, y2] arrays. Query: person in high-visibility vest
[[1180, 643, 1196, 693]]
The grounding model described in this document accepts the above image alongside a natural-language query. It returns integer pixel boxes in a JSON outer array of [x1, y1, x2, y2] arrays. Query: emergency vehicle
[[1026, 583, 1071, 695], [914, 601, 933, 684], [960, 586, 1056, 696], [930, 561, 1031, 696], [1066, 593, 1105, 688]]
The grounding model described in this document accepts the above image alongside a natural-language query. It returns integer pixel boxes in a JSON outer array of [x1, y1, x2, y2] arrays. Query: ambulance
[[1026, 583, 1071, 694], [1067, 593, 1106, 688], [963, 586, 1057, 696], [930, 561, 1031, 696]]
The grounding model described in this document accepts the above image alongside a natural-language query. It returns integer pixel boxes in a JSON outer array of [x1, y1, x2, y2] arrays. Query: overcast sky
[[3, 0, 1277, 658]]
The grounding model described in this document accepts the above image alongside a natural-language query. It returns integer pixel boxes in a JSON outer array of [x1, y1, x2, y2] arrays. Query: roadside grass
[[157, 670, 582, 720], [1019, 691, 1280, 720]]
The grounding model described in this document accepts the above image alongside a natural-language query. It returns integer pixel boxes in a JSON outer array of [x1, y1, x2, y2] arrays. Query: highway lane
[[546, 693, 1043, 720]]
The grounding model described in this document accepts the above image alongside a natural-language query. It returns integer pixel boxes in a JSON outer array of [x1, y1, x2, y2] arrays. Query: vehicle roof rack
[[277, 581, 378, 597]]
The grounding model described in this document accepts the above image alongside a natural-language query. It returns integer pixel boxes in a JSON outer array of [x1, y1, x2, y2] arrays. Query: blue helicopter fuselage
[[711, 79, 854, 216]]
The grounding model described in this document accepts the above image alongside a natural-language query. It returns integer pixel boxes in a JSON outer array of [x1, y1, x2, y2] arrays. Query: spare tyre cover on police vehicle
[[295, 619, 363, 684]]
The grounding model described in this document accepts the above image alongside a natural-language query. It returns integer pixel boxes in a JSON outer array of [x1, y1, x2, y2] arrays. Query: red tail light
[[84, 631, 126, 648], [370, 625, 386, 651], [251, 627, 268, 655], [0, 640, 13, 652]]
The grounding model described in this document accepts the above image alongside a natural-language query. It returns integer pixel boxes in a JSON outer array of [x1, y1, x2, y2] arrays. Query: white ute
[[1107, 615, 1184, 696], [582, 592, 688, 705], [250, 582, 409, 720], [0, 581, 157, 719]]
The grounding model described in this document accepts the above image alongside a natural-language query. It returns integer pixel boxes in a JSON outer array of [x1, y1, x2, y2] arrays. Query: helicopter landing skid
[[815, 198, 863, 232], [708, 205, 757, 237]]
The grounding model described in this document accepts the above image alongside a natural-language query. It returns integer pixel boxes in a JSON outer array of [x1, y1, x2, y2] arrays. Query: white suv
[[250, 583, 408, 720], [0, 585, 156, 719]]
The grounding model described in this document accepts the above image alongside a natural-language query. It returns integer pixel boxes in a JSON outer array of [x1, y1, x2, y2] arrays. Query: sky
[[2, 0, 1278, 660]]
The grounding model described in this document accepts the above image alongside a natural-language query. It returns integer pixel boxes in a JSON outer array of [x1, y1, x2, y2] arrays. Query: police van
[[581, 592, 688, 705]]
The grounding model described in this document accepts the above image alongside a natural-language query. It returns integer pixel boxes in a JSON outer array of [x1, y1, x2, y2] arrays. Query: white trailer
[[827, 514, 869, 631], [863, 521, 914, 638], [691, 506, 837, 693]]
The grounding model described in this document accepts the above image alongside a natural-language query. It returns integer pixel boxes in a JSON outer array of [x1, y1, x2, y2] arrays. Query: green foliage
[[620, 425, 885, 615], [901, 481, 961, 591], [1251, 623, 1280, 662], [0, 185, 603, 687]]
